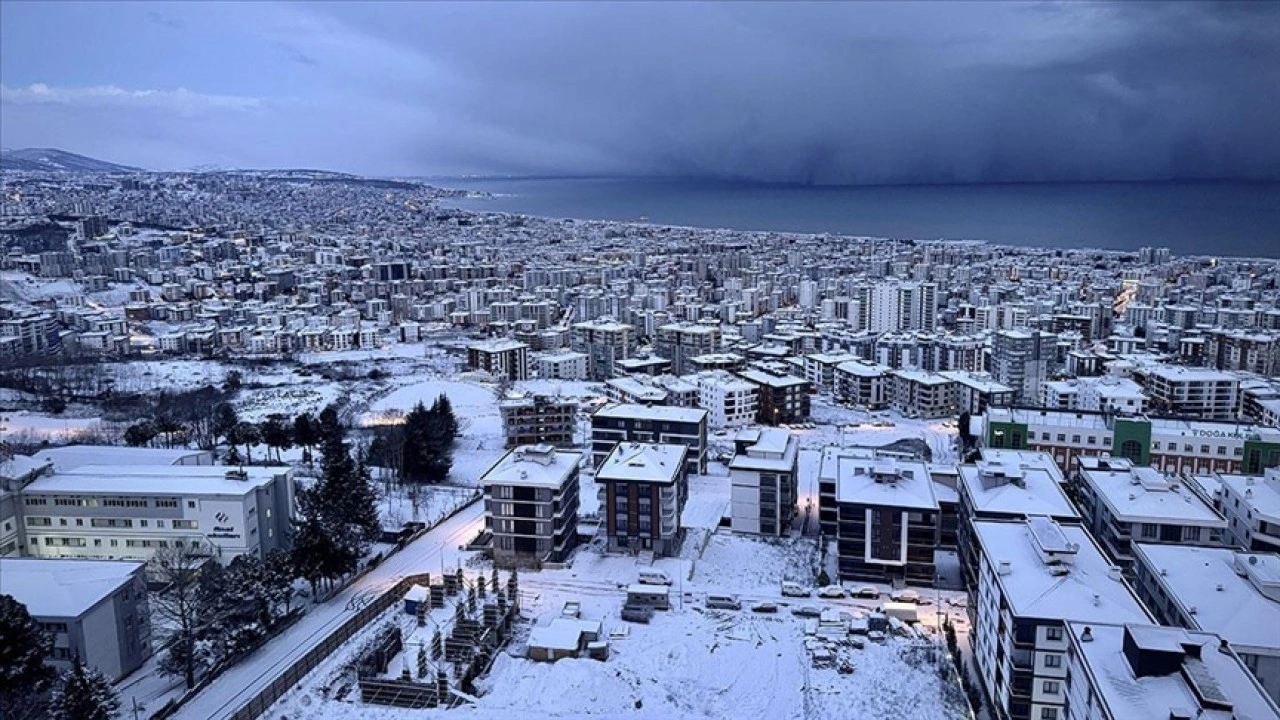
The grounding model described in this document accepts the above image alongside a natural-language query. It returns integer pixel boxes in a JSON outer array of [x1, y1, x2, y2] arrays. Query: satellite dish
[[1249, 556, 1259, 565]]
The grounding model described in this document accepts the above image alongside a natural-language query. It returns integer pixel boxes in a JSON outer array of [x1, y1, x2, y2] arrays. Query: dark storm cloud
[[2, 2, 1277, 181]]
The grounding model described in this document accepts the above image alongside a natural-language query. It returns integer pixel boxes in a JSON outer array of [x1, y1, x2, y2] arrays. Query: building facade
[[498, 394, 578, 448], [590, 404, 708, 475], [728, 428, 799, 536], [481, 445, 581, 567], [595, 443, 688, 557]]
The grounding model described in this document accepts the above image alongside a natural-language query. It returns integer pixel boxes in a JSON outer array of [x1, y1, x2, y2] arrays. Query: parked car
[[638, 570, 672, 586], [817, 585, 847, 599], [781, 581, 812, 598], [891, 589, 921, 604], [620, 604, 654, 623], [852, 586, 881, 599], [792, 605, 823, 618], [706, 594, 742, 610], [562, 601, 581, 618], [752, 602, 779, 614]]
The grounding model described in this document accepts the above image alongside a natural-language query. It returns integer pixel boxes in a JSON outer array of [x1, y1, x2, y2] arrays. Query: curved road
[[172, 501, 485, 720]]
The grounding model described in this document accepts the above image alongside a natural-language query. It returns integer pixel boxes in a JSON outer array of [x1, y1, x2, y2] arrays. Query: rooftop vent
[[998, 560, 1013, 576], [1081, 626, 1094, 643]]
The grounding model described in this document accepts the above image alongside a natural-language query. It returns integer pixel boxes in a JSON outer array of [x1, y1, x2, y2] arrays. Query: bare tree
[[149, 544, 216, 690]]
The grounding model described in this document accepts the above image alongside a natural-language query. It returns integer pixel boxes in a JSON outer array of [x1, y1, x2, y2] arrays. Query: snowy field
[[263, 533, 968, 720]]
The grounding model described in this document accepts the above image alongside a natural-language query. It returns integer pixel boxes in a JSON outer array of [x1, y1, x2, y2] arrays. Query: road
[[172, 500, 485, 720]]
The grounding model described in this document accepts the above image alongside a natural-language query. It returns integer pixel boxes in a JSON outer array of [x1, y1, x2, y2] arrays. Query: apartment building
[[1075, 376, 1147, 415], [980, 407, 1280, 477], [956, 450, 1080, 588], [1216, 468, 1280, 553], [946, 372, 1016, 416], [738, 367, 811, 425], [991, 329, 1056, 405], [1071, 456, 1227, 568], [481, 444, 581, 568], [595, 443, 688, 557], [1063, 622, 1280, 720], [605, 377, 669, 406], [891, 369, 958, 418], [695, 370, 758, 429], [833, 359, 893, 409], [1132, 365, 1240, 421], [970, 517, 1151, 720], [590, 403, 708, 475], [537, 351, 589, 380], [728, 428, 799, 537], [1131, 544, 1280, 704], [828, 453, 939, 586], [802, 352, 860, 392], [0, 558, 152, 681], [18, 465, 294, 565], [571, 320, 635, 380], [654, 322, 720, 376], [466, 338, 530, 381], [498, 394, 578, 448]]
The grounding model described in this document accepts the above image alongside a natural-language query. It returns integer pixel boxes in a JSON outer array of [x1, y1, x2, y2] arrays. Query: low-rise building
[[481, 444, 581, 568], [1131, 544, 1280, 704], [891, 369, 957, 418], [738, 367, 811, 425], [833, 359, 893, 410], [1072, 456, 1227, 567], [0, 558, 151, 681], [595, 442, 688, 557], [728, 428, 799, 537], [537, 351, 589, 381]]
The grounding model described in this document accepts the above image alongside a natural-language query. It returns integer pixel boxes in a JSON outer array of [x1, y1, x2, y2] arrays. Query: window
[[1217, 446, 1227, 456], [1141, 523, 1159, 539], [1182, 526, 1201, 541], [188, 501, 197, 509], [1057, 434, 1066, 442], [1042, 680, 1060, 694], [1087, 436, 1096, 446], [24, 497, 47, 506], [1072, 435, 1081, 444], [1044, 654, 1062, 668], [1119, 440, 1144, 463], [1200, 445, 1210, 454], [1040, 708, 1058, 720], [1046, 627, 1063, 641], [155, 499, 179, 508], [1152, 441, 1161, 450]]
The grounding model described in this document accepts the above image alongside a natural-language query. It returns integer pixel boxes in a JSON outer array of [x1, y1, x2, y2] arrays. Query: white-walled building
[[729, 428, 799, 536], [696, 370, 758, 429], [537, 351, 589, 381], [1218, 468, 1280, 553]]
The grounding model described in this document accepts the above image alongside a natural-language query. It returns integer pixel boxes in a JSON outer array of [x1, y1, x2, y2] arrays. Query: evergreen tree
[[432, 394, 459, 446], [400, 401, 432, 484], [260, 417, 292, 463], [229, 422, 261, 465], [123, 422, 157, 448], [212, 403, 239, 446], [151, 545, 216, 689], [263, 549, 297, 616], [0, 594, 54, 719], [293, 413, 318, 464], [47, 655, 119, 720]]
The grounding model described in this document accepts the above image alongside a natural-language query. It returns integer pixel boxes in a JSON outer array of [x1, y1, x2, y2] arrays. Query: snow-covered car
[[752, 602, 779, 614], [817, 585, 847, 599], [891, 589, 921, 604], [706, 594, 742, 610], [947, 595, 969, 608], [851, 586, 881, 599], [791, 605, 823, 618], [781, 581, 812, 598]]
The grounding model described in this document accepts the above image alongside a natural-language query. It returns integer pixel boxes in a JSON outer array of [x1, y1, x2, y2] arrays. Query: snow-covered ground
[[263, 533, 968, 720]]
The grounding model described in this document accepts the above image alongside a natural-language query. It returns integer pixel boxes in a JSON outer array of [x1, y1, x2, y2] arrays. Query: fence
[[226, 572, 432, 720]]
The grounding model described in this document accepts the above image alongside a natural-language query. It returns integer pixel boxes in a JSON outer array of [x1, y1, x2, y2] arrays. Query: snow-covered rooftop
[[958, 455, 1079, 520], [26, 445, 212, 472], [593, 403, 707, 424], [737, 369, 808, 388], [481, 445, 580, 490], [730, 427, 798, 472], [1078, 464, 1225, 527], [1132, 544, 1280, 656], [24, 464, 287, 496], [974, 518, 1150, 624], [596, 443, 686, 485], [833, 455, 937, 510], [1067, 622, 1280, 720], [0, 558, 142, 618], [1216, 471, 1280, 524]]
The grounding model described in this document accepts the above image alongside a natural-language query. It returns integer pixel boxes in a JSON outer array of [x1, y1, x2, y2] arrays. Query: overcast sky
[[2, 1, 1277, 183]]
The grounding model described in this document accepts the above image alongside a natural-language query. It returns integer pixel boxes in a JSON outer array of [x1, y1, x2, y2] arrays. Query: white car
[[638, 571, 672, 586], [852, 586, 881, 599], [891, 589, 921, 604], [781, 582, 812, 598], [817, 585, 847, 599]]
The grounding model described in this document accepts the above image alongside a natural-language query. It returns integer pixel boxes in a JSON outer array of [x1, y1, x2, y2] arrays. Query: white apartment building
[[537, 351, 589, 380], [571, 319, 635, 380], [1218, 468, 1280, 553], [1072, 456, 1227, 568], [18, 465, 294, 566], [970, 516, 1151, 720], [803, 352, 860, 392], [605, 376, 669, 406], [992, 329, 1055, 405], [728, 428, 799, 537], [1076, 376, 1147, 414], [696, 370, 759, 429], [945, 371, 1016, 415], [1131, 544, 1280, 705]]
